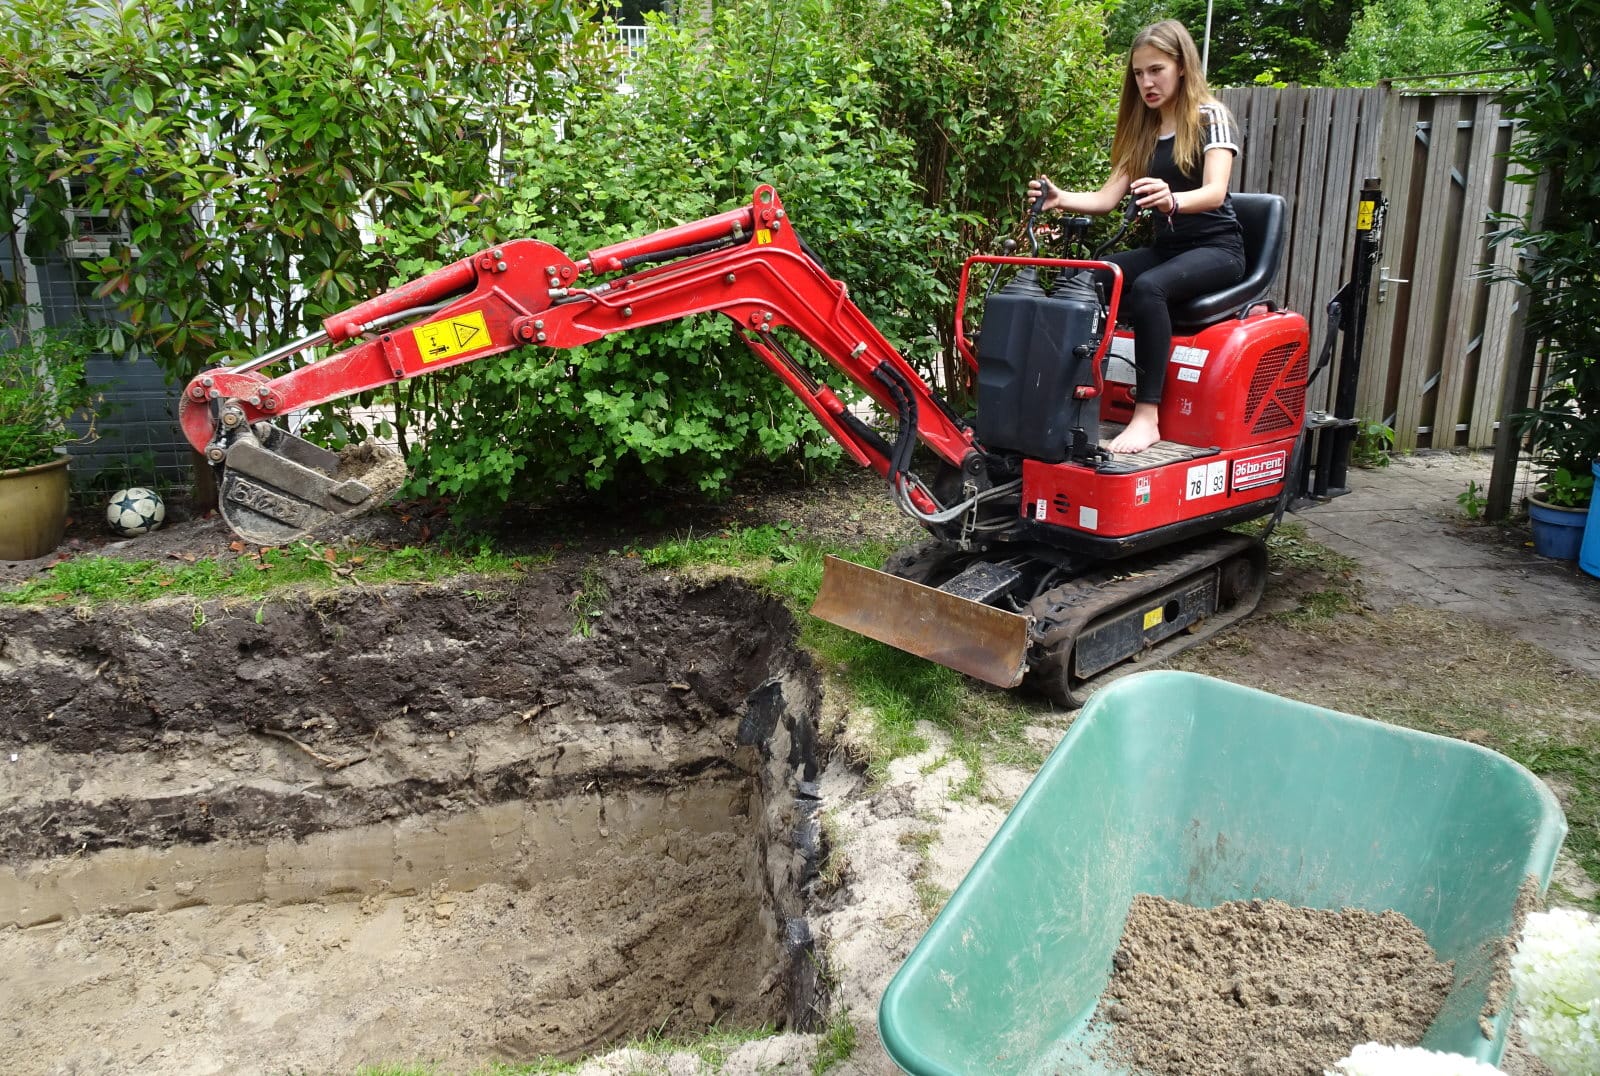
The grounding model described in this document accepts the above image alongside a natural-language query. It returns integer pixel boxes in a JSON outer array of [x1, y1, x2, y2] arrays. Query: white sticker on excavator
[[1185, 461, 1228, 500], [1035, 498, 1047, 520], [1078, 506, 1098, 530], [1177, 367, 1201, 383], [1171, 346, 1208, 367], [1106, 335, 1138, 385]]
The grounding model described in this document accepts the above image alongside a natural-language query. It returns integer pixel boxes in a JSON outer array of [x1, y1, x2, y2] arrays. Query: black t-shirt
[[1146, 102, 1244, 258]]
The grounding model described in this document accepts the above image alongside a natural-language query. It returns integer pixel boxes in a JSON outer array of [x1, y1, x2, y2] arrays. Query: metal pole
[[1325, 178, 1385, 496], [1202, 0, 1214, 74]]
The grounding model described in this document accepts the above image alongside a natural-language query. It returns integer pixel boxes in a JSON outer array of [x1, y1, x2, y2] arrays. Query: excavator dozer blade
[[809, 555, 1031, 689], [218, 423, 407, 546]]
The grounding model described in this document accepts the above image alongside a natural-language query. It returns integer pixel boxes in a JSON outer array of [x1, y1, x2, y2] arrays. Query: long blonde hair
[[1109, 20, 1225, 181]]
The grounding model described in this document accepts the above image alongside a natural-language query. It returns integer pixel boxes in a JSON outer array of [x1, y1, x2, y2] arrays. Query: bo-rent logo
[[1231, 451, 1287, 491]]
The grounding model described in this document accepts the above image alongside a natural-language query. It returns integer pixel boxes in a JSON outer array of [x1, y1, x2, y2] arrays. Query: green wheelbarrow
[[878, 671, 1567, 1074]]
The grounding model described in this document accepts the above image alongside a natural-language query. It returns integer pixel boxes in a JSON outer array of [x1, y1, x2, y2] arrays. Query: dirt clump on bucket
[[1094, 894, 1455, 1076], [335, 439, 408, 497]]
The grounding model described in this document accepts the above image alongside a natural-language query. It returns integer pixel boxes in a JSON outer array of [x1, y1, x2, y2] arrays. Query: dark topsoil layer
[[0, 463, 901, 866], [4, 566, 793, 752], [0, 565, 809, 860]]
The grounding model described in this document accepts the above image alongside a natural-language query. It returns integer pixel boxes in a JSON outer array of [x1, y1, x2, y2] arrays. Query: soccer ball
[[106, 487, 166, 537]]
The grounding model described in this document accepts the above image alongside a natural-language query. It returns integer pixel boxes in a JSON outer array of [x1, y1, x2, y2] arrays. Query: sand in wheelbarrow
[[1093, 894, 1457, 1076]]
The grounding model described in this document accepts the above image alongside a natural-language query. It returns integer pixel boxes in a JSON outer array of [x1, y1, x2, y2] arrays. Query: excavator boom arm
[[180, 186, 974, 483]]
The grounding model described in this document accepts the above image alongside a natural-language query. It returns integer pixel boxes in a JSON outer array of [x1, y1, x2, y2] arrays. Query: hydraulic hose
[[892, 476, 1023, 527], [870, 362, 919, 483]]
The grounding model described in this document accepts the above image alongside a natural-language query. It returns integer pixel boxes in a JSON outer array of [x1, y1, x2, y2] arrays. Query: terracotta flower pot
[[0, 456, 70, 561]]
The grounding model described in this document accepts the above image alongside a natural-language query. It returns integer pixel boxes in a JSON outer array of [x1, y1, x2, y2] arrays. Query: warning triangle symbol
[[454, 321, 482, 347]]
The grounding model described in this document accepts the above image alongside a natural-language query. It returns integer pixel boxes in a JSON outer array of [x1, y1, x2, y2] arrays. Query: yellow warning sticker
[[1142, 607, 1164, 631], [414, 310, 491, 364], [756, 228, 773, 245], [1357, 200, 1375, 231]]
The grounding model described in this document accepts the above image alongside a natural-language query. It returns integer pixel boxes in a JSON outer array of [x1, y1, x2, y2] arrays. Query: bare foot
[[1107, 404, 1161, 453]]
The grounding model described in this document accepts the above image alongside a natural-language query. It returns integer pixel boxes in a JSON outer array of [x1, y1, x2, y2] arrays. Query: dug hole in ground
[[0, 451, 1592, 1075]]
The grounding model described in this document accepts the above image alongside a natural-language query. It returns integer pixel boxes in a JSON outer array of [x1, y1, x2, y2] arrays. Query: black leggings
[[1104, 245, 1245, 404]]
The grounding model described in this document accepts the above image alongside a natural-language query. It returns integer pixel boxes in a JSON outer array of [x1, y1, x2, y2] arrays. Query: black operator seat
[[1167, 193, 1287, 332]]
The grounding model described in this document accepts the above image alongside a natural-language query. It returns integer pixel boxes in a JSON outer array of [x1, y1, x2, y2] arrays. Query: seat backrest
[[1168, 192, 1286, 331]]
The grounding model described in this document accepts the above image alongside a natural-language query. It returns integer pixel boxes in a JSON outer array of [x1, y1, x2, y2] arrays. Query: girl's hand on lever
[[1026, 176, 1063, 213], [1130, 177, 1177, 214]]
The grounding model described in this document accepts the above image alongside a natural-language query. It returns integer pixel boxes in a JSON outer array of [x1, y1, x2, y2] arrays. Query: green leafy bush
[[404, 0, 963, 515], [0, 318, 98, 472], [1484, 0, 1600, 509], [0, 0, 603, 387], [402, 0, 1115, 518], [1324, 0, 1493, 86]]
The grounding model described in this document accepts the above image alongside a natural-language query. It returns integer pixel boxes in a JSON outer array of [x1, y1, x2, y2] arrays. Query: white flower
[[1510, 907, 1600, 1076], [1324, 1042, 1503, 1075]]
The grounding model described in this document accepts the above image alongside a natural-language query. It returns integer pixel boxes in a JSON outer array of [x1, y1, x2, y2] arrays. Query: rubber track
[[1024, 532, 1266, 708]]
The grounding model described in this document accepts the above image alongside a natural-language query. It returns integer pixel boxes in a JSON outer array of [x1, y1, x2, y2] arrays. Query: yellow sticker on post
[[414, 311, 491, 364]]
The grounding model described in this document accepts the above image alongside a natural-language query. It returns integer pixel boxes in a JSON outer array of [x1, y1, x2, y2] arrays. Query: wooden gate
[[1218, 86, 1531, 454], [1361, 92, 1531, 452]]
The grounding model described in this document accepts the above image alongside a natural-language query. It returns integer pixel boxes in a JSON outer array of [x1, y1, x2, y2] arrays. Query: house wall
[[25, 249, 194, 502]]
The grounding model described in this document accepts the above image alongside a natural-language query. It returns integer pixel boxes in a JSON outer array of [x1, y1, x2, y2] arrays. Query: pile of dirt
[[1095, 894, 1456, 1075]]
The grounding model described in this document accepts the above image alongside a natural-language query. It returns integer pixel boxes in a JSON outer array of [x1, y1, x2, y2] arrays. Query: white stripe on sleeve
[[1200, 103, 1240, 155]]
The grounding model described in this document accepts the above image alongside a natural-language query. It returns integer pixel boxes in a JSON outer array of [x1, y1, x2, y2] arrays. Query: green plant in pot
[[0, 317, 98, 560], [1522, 385, 1598, 511], [1537, 464, 1594, 510], [1518, 381, 1597, 559]]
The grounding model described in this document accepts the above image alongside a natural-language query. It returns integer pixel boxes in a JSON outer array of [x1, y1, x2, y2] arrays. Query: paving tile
[[1291, 451, 1600, 675]]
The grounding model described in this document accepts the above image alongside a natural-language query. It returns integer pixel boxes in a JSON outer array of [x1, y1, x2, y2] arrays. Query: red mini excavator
[[180, 184, 1320, 706]]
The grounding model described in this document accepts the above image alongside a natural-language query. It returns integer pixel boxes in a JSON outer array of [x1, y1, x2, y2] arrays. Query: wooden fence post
[[1487, 170, 1552, 521]]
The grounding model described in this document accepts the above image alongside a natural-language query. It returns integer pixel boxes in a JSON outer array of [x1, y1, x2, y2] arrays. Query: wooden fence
[[1217, 86, 1531, 454]]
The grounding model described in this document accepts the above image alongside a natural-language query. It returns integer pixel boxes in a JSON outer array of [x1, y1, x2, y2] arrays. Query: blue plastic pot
[[1581, 460, 1600, 578], [1529, 496, 1586, 560]]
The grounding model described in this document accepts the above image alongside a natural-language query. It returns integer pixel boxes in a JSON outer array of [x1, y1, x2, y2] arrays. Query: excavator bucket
[[809, 555, 1031, 689], [217, 423, 407, 546]]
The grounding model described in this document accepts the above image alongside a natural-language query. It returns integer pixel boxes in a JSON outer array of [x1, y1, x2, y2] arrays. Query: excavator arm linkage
[[179, 185, 977, 545]]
